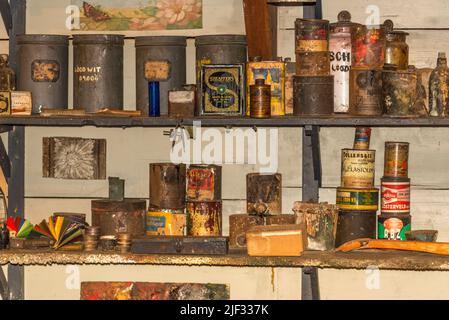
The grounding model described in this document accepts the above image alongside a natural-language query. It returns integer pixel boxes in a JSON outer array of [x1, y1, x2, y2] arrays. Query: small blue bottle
[[148, 81, 160, 117]]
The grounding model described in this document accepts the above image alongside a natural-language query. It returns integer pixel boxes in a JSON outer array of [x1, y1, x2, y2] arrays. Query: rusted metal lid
[[72, 34, 125, 45], [135, 36, 187, 47], [17, 34, 69, 45], [195, 34, 247, 46], [330, 10, 361, 31]]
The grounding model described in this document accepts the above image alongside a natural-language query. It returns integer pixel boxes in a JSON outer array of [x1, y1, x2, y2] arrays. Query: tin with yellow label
[[341, 149, 376, 189], [146, 210, 186, 236], [336, 187, 379, 210]]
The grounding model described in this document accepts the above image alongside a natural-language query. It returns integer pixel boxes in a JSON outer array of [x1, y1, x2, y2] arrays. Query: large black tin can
[[335, 210, 377, 247], [73, 34, 124, 112], [135, 36, 187, 116], [17, 35, 69, 114], [293, 75, 334, 115]]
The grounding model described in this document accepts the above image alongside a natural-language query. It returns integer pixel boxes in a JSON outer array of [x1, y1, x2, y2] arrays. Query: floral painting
[[72, 0, 203, 31]]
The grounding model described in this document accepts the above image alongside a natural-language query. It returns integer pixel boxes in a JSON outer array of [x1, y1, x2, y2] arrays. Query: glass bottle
[[429, 52, 449, 117], [0, 54, 16, 91]]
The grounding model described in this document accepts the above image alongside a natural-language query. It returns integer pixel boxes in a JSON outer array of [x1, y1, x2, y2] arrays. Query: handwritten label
[[74, 66, 102, 82]]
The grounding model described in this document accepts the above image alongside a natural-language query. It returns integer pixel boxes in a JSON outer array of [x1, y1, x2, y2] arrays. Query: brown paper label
[[144, 60, 171, 81], [32, 60, 60, 82], [11, 91, 32, 115]]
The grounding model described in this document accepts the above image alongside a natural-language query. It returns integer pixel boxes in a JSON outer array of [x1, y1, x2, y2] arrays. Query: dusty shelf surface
[[1, 249, 449, 271]]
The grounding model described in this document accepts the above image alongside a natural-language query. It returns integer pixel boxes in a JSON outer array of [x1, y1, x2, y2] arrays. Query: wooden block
[[246, 224, 305, 257], [42, 137, 106, 180]]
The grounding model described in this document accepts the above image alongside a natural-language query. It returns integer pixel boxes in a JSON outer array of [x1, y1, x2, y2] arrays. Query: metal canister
[[384, 20, 409, 70], [168, 85, 196, 118], [249, 78, 271, 118], [186, 201, 222, 236], [341, 149, 376, 189], [330, 11, 362, 113], [378, 212, 411, 241], [149, 163, 186, 210], [335, 210, 377, 247], [349, 68, 382, 116], [229, 214, 264, 250], [146, 209, 186, 236], [293, 75, 334, 115], [73, 34, 124, 112], [384, 142, 409, 178], [17, 35, 69, 113], [353, 127, 372, 150], [247, 173, 282, 216], [352, 25, 386, 70], [295, 18, 329, 53], [296, 51, 330, 76], [91, 199, 146, 237], [336, 187, 379, 211], [285, 58, 296, 115], [186, 164, 222, 201], [381, 177, 411, 214], [382, 66, 418, 117], [135, 36, 187, 116]]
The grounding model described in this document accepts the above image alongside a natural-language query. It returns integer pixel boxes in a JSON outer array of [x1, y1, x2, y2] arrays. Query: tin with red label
[[381, 177, 410, 213], [187, 165, 222, 201]]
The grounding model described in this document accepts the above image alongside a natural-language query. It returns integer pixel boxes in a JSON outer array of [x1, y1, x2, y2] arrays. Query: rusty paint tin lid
[[72, 34, 125, 45], [17, 34, 69, 45], [135, 36, 187, 47], [195, 34, 247, 46]]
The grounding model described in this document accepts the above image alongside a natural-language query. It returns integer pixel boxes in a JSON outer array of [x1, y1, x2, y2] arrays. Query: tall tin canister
[[293, 75, 334, 115], [135, 36, 187, 116], [73, 34, 124, 112], [352, 25, 386, 70], [384, 142, 410, 178], [17, 35, 69, 114], [149, 163, 186, 210], [186, 201, 222, 236]]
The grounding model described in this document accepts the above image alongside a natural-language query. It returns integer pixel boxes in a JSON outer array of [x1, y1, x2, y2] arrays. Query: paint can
[[149, 163, 186, 210], [382, 66, 418, 117], [186, 164, 222, 201], [295, 18, 329, 53], [352, 25, 386, 70], [186, 201, 222, 236], [384, 20, 409, 70], [146, 209, 186, 236], [246, 173, 282, 216], [295, 51, 330, 76], [381, 177, 410, 213], [293, 75, 334, 115], [378, 212, 411, 241], [336, 187, 379, 211], [384, 142, 409, 178], [335, 210, 377, 247], [249, 78, 271, 118], [349, 68, 382, 116], [341, 149, 376, 188], [353, 127, 372, 150]]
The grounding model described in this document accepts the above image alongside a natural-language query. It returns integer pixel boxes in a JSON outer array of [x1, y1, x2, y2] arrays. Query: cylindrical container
[[295, 19, 329, 53], [352, 25, 386, 69], [293, 75, 334, 115], [384, 142, 410, 178], [146, 209, 186, 236], [135, 36, 187, 116], [246, 173, 282, 216], [0, 221, 9, 250], [91, 200, 146, 237], [148, 81, 160, 117], [385, 31, 409, 70], [249, 78, 271, 118], [381, 177, 411, 213], [336, 187, 379, 211], [349, 68, 383, 116], [335, 210, 377, 247], [378, 212, 411, 241], [186, 165, 222, 201], [353, 127, 372, 150], [149, 163, 186, 210], [341, 149, 376, 188], [296, 51, 330, 76], [17, 35, 69, 114], [382, 67, 418, 117], [73, 34, 124, 112], [186, 201, 222, 236]]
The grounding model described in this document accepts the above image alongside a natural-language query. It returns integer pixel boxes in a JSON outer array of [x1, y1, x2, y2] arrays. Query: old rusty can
[[384, 142, 409, 178], [330, 11, 362, 113], [349, 68, 382, 116], [336, 187, 379, 211], [352, 25, 386, 70], [335, 210, 377, 247], [146, 209, 186, 236], [353, 127, 372, 150], [186, 201, 222, 236], [249, 78, 271, 118], [296, 51, 330, 76], [186, 164, 222, 201], [168, 85, 196, 118], [417, 68, 433, 115], [429, 53, 449, 117], [247, 173, 282, 216], [135, 36, 187, 116], [73, 34, 124, 112], [293, 75, 334, 115], [381, 177, 411, 214], [341, 149, 376, 189], [91, 199, 146, 237], [17, 35, 69, 113], [149, 163, 186, 210], [229, 214, 264, 250], [384, 20, 409, 70], [284, 58, 295, 115], [382, 66, 418, 117], [378, 212, 411, 241], [295, 19, 329, 53]]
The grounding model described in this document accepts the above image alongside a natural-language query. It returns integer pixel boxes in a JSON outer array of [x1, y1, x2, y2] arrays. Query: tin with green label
[[378, 212, 411, 241], [336, 187, 379, 210]]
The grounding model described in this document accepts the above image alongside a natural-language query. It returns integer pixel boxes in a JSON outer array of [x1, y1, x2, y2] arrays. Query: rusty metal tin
[[186, 165, 222, 201], [149, 163, 186, 210], [335, 210, 377, 247], [349, 68, 382, 116], [247, 173, 282, 216], [146, 210, 186, 236], [382, 67, 418, 117], [384, 142, 409, 178], [249, 78, 271, 118], [293, 75, 334, 115], [341, 149, 376, 189], [168, 85, 196, 118], [353, 127, 372, 150], [229, 214, 264, 250], [352, 25, 386, 70], [378, 212, 411, 241], [385, 32, 409, 70], [336, 187, 379, 211], [186, 201, 222, 236], [295, 51, 330, 76], [381, 177, 411, 214], [91, 199, 146, 237], [295, 19, 329, 53]]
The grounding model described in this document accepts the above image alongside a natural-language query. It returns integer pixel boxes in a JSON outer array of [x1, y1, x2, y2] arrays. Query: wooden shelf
[[1, 249, 449, 271]]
